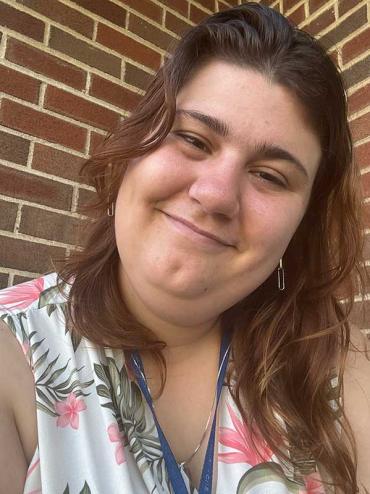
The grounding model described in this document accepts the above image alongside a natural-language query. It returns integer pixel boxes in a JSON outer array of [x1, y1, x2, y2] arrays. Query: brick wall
[[0, 0, 368, 327]]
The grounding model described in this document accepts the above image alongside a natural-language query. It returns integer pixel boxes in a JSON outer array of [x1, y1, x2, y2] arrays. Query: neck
[[119, 267, 223, 365]]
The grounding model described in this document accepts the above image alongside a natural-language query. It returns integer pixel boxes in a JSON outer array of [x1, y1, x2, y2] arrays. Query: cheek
[[119, 147, 192, 203], [242, 193, 307, 251]]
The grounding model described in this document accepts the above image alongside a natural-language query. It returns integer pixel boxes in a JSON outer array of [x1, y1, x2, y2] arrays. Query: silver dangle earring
[[277, 258, 285, 291], [107, 163, 115, 217]]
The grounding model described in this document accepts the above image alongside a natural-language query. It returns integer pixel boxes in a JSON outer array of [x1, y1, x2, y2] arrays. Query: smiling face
[[114, 60, 322, 328]]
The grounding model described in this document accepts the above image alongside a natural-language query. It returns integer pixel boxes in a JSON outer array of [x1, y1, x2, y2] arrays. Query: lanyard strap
[[131, 331, 231, 494]]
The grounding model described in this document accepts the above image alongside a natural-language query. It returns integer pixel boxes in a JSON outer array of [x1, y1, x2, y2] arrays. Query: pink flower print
[[55, 392, 86, 429], [218, 401, 273, 465], [21, 341, 30, 357], [0, 277, 44, 310], [108, 423, 126, 465], [303, 472, 325, 494]]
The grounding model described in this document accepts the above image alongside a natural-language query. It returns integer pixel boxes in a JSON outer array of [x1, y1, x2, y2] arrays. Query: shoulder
[[343, 325, 370, 492], [0, 317, 37, 480]]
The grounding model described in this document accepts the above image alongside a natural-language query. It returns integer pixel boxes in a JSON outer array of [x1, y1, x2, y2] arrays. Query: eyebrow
[[175, 108, 309, 180]]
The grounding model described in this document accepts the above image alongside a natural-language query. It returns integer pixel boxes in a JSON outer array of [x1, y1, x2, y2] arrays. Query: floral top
[[0, 273, 337, 494]]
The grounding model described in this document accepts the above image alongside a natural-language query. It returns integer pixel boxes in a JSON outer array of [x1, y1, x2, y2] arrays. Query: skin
[[0, 59, 368, 493], [115, 59, 322, 355], [114, 60, 322, 488]]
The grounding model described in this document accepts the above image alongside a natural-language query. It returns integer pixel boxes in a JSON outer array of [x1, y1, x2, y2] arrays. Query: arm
[[0, 320, 36, 494], [343, 325, 370, 493]]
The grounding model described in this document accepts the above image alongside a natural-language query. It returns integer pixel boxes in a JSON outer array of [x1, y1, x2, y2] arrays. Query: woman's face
[[114, 60, 321, 327]]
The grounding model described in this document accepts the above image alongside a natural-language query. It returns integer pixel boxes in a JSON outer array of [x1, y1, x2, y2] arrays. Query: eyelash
[[253, 171, 286, 188], [176, 133, 287, 188], [176, 133, 209, 152]]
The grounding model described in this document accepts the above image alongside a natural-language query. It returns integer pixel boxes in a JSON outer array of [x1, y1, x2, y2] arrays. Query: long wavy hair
[[56, 3, 368, 492]]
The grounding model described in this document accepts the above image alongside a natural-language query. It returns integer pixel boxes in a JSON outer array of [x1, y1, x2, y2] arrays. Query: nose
[[188, 163, 241, 218]]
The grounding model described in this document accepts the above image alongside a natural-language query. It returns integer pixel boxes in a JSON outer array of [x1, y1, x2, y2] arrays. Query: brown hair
[[56, 2, 368, 492]]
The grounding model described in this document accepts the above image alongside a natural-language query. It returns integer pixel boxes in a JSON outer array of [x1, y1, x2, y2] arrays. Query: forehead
[[175, 60, 322, 177]]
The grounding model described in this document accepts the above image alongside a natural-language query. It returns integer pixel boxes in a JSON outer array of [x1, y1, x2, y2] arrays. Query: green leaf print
[[237, 462, 301, 494], [94, 357, 171, 490], [36, 387, 56, 411], [38, 284, 62, 309], [28, 331, 94, 417], [59, 302, 82, 352], [79, 481, 91, 494], [33, 349, 50, 372], [62, 485, 70, 494], [36, 355, 60, 383], [46, 303, 57, 317], [70, 329, 82, 353]]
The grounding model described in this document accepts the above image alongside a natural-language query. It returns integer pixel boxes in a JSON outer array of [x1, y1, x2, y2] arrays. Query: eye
[[252, 171, 287, 188], [176, 133, 209, 152]]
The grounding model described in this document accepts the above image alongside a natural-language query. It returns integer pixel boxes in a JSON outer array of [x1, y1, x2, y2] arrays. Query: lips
[[162, 211, 233, 246]]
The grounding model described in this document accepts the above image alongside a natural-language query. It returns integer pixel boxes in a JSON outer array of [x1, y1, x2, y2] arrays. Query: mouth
[[161, 211, 233, 247]]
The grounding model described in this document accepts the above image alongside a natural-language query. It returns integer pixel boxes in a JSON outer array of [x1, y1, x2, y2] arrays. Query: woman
[[0, 2, 369, 493]]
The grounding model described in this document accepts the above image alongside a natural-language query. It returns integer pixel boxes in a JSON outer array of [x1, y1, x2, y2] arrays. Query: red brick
[[304, 7, 335, 36], [77, 187, 98, 216], [0, 2, 44, 41], [319, 6, 367, 50], [117, 0, 163, 23], [15, 0, 94, 38], [165, 11, 192, 34], [0, 235, 65, 273], [49, 27, 121, 78], [89, 132, 106, 155], [364, 234, 370, 258], [364, 202, 370, 226], [96, 24, 161, 72], [32, 143, 85, 183], [0, 130, 30, 165], [44, 86, 121, 132], [90, 74, 141, 113], [350, 112, 370, 143], [0, 164, 73, 209], [71, 0, 126, 27], [6, 38, 87, 91], [348, 83, 370, 115], [128, 14, 177, 51], [287, 4, 305, 26], [0, 199, 18, 231], [159, 0, 188, 17], [195, 0, 214, 10], [354, 141, 370, 170], [362, 172, 370, 198], [329, 50, 339, 67], [13, 275, 34, 284], [308, 0, 329, 14], [20, 206, 84, 245], [0, 99, 87, 152], [282, 0, 300, 11], [0, 64, 40, 103], [0, 274, 9, 290], [218, 1, 232, 12], [342, 54, 370, 90], [260, 0, 277, 6], [342, 28, 370, 65], [190, 4, 209, 23], [338, 0, 361, 17], [124, 63, 154, 91]]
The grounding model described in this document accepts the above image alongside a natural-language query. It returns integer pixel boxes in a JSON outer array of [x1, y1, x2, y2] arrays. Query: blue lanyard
[[131, 331, 231, 494]]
